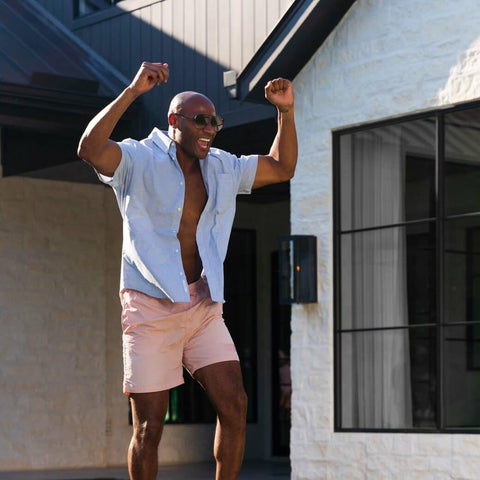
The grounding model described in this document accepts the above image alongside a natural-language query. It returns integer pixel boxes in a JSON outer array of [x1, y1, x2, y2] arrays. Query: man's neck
[[175, 146, 201, 174]]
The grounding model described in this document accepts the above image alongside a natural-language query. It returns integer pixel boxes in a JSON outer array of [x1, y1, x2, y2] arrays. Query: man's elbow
[[77, 138, 90, 162], [77, 138, 98, 168], [280, 164, 296, 182]]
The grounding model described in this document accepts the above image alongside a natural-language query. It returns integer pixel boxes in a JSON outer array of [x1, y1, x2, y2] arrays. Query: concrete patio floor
[[0, 459, 290, 480]]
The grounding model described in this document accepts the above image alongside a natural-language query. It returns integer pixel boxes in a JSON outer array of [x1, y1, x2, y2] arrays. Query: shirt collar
[[149, 128, 176, 158], [148, 127, 212, 169]]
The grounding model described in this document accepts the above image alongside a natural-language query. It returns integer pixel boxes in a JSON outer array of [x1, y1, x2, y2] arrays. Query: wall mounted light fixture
[[279, 235, 317, 304]]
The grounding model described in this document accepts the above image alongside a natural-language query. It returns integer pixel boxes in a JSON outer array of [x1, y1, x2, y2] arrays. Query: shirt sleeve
[[96, 138, 137, 189], [232, 154, 259, 195]]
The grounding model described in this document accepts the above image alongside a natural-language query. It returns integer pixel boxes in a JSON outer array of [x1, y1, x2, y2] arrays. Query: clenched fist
[[264, 78, 294, 113], [129, 62, 169, 97]]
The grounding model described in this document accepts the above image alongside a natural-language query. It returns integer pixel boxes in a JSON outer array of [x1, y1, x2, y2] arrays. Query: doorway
[[271, 252, 291, 456]]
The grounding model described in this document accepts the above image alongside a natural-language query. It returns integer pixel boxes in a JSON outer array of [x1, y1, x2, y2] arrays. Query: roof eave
[[0, 81, 138, 134], [236, 0, 356, 103]]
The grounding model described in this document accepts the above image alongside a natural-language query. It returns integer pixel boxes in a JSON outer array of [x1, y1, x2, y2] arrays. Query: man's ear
[[168, 113, 176, 126]]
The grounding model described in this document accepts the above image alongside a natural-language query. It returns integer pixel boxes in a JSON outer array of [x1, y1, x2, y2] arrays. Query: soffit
[[0, 0, 129, 98], [236, 0, 357, 103]]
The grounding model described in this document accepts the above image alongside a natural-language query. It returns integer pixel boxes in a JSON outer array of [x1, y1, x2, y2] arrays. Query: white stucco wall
[[291, 0, 480, 478]]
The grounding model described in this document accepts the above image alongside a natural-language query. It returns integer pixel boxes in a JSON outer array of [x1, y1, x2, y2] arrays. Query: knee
[[218, 388, 248, 422], [132, 419, 164, 447]]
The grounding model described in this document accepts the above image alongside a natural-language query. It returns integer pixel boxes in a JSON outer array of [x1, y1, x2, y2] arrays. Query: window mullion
[[436, 112, 445, 431], [333, 132, 342, 429]]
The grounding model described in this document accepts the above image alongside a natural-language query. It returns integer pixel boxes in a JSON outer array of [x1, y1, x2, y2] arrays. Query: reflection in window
[[335, 103, 480, 431], [74, 0, 122, 18]]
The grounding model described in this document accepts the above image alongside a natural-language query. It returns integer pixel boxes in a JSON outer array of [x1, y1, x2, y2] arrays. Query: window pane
[[444, 324, 480, 428], [340, 223, 436, 330], [445, 215, 480, 323], [75, 0, 121, 17], [339, 327, 436, 429], [340, 117, 436, 231], [445, 107, 480, 216]]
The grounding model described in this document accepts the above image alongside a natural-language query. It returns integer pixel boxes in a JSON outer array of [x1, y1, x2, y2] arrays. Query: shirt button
[[179, 272, 183, 276], [175, 249, 179, 253], [177, 207, 182, 212], [180, 181, 184, 186]]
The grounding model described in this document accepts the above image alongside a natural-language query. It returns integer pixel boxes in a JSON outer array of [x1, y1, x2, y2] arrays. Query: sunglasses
[[174, 113, 224, 132]]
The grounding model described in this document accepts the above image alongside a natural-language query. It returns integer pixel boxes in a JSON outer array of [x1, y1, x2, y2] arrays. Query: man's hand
[[264, 78, 294, 113], [129, 62, 169, 97]]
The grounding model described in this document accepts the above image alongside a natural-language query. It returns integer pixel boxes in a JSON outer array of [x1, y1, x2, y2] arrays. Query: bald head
[[168, 91, 214, 116]]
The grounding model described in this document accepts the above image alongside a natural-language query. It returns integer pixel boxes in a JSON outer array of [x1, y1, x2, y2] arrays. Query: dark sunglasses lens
[[193, 114, 222, 130], [194, 115, 208, 127]]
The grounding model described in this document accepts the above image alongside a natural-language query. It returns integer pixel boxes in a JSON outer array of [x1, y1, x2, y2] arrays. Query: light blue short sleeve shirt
[[98, 128, 258, 302]]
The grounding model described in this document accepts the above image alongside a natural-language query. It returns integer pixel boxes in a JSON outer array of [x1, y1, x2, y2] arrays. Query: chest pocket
[[215, 174, 236, 214]]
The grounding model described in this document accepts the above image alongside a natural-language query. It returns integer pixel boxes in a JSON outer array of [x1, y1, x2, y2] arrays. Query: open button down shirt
[[98, 128, 258, 303]]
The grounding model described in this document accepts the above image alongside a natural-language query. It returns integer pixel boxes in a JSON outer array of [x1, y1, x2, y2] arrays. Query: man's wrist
[[277, 106, 293, 114], [124, 85, 142, 100]]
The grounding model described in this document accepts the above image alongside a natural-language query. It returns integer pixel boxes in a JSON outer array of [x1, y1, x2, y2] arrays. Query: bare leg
[[128, 390, 169, 480], [194, 361, 248, 480]]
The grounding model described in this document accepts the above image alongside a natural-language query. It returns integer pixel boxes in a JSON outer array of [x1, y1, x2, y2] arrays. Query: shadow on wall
[[2, 0, 277, 181], [69, 1, 274, 138]]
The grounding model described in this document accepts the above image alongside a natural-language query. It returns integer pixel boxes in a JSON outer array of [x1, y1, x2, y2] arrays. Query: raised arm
[[77, 62, 169, 177], [252, 78, 298, 189]]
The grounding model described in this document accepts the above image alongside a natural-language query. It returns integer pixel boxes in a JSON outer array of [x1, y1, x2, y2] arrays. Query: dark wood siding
[[36, 0, 294, 136]]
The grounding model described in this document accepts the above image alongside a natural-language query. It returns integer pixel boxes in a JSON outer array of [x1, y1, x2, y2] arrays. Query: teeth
[[199, 138, 210, 142]]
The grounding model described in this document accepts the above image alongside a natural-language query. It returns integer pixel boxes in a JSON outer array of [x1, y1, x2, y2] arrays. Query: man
[[78, 62, 297, 480]]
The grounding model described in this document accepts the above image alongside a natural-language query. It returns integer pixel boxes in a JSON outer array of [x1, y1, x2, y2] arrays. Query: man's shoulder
[[119, 136, 168, 160], [119, 136, 151, 151], [208, 148, 257, 171], [208, 147, 236, 170], [121, 129, 170, 151]]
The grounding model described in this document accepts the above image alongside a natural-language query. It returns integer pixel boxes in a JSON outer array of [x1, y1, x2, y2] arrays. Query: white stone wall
[[0, 177, 108, 470], [291, 0, 480, 478]]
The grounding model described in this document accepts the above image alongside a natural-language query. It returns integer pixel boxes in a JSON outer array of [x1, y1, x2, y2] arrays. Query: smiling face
[[168, 92, 218, 162]]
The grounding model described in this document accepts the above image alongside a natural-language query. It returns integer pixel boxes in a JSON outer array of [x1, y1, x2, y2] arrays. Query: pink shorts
[[120, 277, 239, 394]]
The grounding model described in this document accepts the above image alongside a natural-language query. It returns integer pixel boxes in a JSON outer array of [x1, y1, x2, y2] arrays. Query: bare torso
[[177, 160, 207, 284]]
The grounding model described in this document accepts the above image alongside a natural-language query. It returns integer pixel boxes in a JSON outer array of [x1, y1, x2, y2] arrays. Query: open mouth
[[198, 137, 211, 150]]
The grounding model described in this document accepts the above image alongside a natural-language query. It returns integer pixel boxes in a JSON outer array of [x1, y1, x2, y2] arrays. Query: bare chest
[[179, 169, 207, 235]]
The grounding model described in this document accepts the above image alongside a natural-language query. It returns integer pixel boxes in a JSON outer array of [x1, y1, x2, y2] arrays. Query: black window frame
[[333, 99, 480, 434]]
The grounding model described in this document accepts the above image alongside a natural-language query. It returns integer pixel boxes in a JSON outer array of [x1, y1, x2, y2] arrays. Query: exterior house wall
[[291, 0, 480, 478], [0, 176, 108, 470], [36, 0, 294, 135]]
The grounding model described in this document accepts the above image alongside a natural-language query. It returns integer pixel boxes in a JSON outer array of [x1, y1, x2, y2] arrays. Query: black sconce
[[279, 235, 317, 305]]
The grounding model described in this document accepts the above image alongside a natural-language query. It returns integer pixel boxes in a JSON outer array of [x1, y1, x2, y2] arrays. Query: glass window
[[340, 118, 436, 231], [445, 108, 480, 216], [74, 0, 122, 18], [335, 103, 480, 432]]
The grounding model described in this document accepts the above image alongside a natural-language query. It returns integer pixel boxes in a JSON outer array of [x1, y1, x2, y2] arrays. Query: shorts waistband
[[188, 276, 208, 296]]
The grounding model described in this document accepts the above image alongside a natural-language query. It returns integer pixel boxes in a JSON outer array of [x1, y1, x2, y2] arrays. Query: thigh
[[130, 390, 169, 428], [194, 360, 246, 412], [183, 300, 239, 376], [121, 289, 186, 393]]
